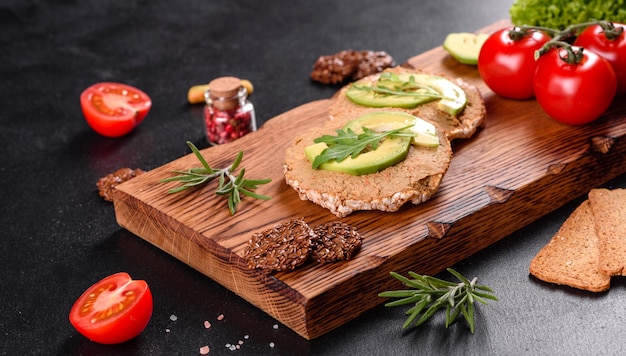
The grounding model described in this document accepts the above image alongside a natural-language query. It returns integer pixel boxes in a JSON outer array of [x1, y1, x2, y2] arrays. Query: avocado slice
[[443, 32, 489, 65], [305, 112, 438, 175], [345, 73, 467, 116], [344, 111, 439, 147], [409, 117, 439, 147]]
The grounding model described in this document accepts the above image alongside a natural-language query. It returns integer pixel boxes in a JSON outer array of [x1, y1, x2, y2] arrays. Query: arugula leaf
[[311, 125, 413, 169]]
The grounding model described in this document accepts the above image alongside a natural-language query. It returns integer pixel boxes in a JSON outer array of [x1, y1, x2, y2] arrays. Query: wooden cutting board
[[114, 20, 626, 339]]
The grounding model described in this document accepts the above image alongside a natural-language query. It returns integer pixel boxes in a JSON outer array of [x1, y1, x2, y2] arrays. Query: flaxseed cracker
[[244, 218, 315, 272], [311, 220, 362, 263]]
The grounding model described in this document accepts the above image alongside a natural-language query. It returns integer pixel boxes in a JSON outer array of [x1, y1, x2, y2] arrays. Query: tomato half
[[478, 27, 551, 99], [574, 22, 626, 94], [534, 46, 617, 125], [69, 272, 153, 344], [80, 82, 152, 138]]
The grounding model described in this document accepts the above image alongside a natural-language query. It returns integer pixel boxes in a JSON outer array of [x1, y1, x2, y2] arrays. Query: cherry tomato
[[534, 46, 616, 125], [80, 82, 152, 137], [69, 272, 153, 344], [574, 22, 626, 94], [478, 27, 551, 99]]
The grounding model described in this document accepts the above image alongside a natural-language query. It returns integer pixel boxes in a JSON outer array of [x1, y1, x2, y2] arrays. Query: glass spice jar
[[204, 76, 256, 145]]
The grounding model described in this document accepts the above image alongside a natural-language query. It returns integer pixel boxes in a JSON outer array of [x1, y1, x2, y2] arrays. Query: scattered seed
[[217, 314, 224, 321], [204, 320, 211, 329]]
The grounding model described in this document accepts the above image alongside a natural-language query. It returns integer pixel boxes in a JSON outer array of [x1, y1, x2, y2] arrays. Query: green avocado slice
[[345, 73, 467, 116], [443, 32, 489, 65], [305, 112, 438, 176]]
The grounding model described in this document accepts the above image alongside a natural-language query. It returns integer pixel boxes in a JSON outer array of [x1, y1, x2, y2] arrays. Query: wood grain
[[113, 20, 626, 339]]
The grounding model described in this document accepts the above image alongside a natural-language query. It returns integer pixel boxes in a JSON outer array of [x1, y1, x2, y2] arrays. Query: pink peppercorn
[[204, 76, 256, 145]]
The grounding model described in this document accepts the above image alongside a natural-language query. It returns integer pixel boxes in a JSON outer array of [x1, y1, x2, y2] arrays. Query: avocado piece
[[425, 75, 467, 116], [345, 73, 467, 116], [410, 118, 439, 147], [305, 112, 440, 175], [305, 112, 413, 175], [343, 111, 439, 148], [443, 32, 489, 65]]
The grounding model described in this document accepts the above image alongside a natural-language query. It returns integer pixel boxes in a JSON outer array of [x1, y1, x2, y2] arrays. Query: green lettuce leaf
[[510, 0, 626, 30]]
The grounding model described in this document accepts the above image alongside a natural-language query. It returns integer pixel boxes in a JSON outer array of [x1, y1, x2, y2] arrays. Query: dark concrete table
[[2, 1, 625, 354]]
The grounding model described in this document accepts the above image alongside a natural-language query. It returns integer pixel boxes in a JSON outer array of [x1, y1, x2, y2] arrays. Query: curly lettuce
[[510, 0, 626, 30]]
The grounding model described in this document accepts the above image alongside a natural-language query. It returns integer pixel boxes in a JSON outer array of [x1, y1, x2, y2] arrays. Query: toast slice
[[529, 200, 611, 293], [588, 188, 626, 276]]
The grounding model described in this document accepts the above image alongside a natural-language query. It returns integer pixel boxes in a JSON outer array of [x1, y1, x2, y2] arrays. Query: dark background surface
[[2, 1, 626, 355]]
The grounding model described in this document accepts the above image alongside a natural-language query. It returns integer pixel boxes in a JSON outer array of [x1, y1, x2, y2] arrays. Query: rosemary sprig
[[160, 141, 272, 215], [311, 125, 413, 169], [378, 268, 498, 334]]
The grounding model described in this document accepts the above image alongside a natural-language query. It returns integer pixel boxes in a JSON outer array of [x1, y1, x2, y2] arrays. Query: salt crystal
[[269, 342, 275, 348], [272, 324, 278, 330], [170, 314, 178, 321], [199, 345, 210, 355]]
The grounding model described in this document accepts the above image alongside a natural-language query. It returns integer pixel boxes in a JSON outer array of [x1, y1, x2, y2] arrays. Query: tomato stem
[[534, 41, 584, 64], [598, 21, 624, 41], [529, 20, 623, 63]]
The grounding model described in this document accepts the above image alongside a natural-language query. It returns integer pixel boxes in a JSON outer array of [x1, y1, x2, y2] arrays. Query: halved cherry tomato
[[534, 46, 616, 125], [80, 82, 152, 137], [69, 272, 153, 344], [574, 22, 626, 94], [478, 27, 551, 99]]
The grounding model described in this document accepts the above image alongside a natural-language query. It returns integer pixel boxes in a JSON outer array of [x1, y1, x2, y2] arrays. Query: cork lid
[[207, 76, 242, 110], [209, 76, 241, 96]]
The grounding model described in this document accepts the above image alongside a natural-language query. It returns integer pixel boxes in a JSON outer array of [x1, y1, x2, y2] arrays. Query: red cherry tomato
[[69, 272, 153, 344], [478, 27, 551, 99], [574, 22, 626, 94], [534, 46, 616, 125], [80, 82, 152, 137]]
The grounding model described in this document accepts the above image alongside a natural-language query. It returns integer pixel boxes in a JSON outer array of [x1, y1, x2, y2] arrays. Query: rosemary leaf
[[379, 268, 497, 334], [160, 141, 272, 215]]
